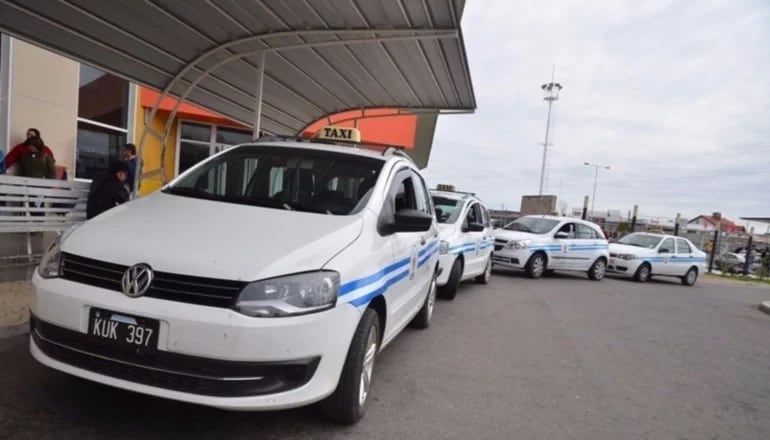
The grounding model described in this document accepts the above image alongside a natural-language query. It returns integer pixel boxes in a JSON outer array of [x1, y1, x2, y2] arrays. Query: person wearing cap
[[86, 161, 130, 219]]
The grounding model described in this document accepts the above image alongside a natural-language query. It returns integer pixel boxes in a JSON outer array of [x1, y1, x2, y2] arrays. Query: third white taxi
[[430, 185, 494, 300], [608, 232, 706, 285], [493, 215, 609, 280]]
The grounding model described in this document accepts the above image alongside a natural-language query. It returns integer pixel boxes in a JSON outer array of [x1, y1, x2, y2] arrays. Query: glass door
[[177, 122, 252, 175]]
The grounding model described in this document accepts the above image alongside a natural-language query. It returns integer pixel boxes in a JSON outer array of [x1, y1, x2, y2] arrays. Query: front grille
[[31, 316, 319, 397], [61, 253, 246, 308], [494, 239, 507, 252]]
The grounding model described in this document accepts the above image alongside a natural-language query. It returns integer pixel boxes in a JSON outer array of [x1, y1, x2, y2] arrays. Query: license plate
[[88, 308, 159, 356]]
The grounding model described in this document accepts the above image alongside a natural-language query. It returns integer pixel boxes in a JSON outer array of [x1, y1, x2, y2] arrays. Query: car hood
[[609, 243, 655, 256], [62, 192, 363, 281], [493, 229, 540, 241]]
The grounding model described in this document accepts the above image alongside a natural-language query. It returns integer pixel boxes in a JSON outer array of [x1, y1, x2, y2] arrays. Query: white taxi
[[430, 185, 494, 300], [608, 232, 706, 285], [493, 215, 609, 280], [30, 127, 439, 425]]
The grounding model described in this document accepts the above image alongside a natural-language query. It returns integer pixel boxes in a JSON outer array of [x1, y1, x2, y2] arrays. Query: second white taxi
[[430, 185, 494, 300], [607, 232, 706, 285], [493, 215, 609, 280]]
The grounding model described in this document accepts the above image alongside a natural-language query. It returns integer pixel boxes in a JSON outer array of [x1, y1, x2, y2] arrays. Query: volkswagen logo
[[121, 264, 154, 298]]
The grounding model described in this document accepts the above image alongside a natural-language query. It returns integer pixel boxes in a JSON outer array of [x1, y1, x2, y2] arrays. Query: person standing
[[18, 137, 56, 179], [122, 143, 139, 195], [4, 128, 55, 172], [86, 162, 130, 219]]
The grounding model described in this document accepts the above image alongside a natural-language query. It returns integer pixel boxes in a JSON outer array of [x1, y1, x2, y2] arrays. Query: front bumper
[[492, 248, 526, 269], [30, 272, 361, 410], [606, 257, 640, 276]]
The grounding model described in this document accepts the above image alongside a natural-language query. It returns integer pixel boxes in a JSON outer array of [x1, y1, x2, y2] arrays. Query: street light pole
[[538, 68, 562, 195], [584, 162, 610, 219]]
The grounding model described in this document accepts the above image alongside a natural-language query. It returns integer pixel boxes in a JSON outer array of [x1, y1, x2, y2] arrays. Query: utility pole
[[538, 66, 562, 195], [584, 162, 610, 218]]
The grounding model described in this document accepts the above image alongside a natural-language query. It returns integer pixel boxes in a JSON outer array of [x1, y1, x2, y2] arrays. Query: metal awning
[[0, 0, 476, 136]]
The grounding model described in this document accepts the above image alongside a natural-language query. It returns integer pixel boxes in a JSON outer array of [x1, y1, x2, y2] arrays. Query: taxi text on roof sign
[[436, 184, 456, 192], [315, 125, 361, 143]]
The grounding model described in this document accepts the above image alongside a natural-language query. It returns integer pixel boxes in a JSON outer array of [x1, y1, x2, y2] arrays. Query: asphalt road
[[1, 272, 769, 439]]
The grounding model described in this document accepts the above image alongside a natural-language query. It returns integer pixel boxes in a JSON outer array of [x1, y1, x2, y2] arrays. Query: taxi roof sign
[[436, 184, 456, 192], [315, 125, 361, 143]]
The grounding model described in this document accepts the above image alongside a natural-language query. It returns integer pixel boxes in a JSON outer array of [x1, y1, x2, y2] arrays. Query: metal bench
[[0, 175, 90, 261]]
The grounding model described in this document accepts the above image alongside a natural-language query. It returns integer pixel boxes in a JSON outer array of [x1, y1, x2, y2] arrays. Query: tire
[[633, 263, 651, 283], [411, 271, 437, 329], [318, 308, 380, 425], [681, 267, 698, 286], [525, 252, 547, 279], [588, 258, 607, 281], [438, 259, 462, 300], [475, 256, 492, 284]]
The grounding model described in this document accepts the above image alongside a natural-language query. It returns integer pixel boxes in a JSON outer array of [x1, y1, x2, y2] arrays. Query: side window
[[481, 206, 492, 227], [576, 224, 598, 239], [660, 238, 675, 253], [677, 239, 692, 254], [557, 223, 577, 239], [466, 203, 480, 225], [386, 169, 417, 215]]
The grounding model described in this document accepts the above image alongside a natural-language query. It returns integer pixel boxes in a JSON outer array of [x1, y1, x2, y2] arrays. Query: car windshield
[[503, 217, 560, 234], [164, 145, 384, 215], [432, 196, 464, 224], [617, 233, 663, 249]]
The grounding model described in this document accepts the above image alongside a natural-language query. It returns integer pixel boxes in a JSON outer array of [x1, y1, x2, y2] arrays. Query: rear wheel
[[318, 308, 380, 425], [438, 259, 462, 300], [525, 253, 547, 279], [588, 258, 607, 281], [681, 267, 698, 286], [633, 263, 651, 283], [475, 257, 492, 284]]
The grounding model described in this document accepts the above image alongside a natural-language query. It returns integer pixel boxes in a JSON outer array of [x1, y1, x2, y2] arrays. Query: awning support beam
[[253, 52, 265, 139]]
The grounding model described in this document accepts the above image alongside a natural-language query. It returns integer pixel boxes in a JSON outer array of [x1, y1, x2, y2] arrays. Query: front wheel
[[475, 257, 492, 284], [633, 263, 651, 283], [318, 308, 380, 425], [525, 253, 547, 279], [588, 258, 607, 281], [411, 272, 437, 329], [681, 267, 698, 286], [438, 259, 462, 300]]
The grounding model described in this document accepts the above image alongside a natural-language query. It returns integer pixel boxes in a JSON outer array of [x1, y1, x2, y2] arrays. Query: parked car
[[715, 252, 746, 273], [608, 233, 706, 285], [430, 186, 494, 300], [31, 128, 439, 424], [492, 215, 609, 280]]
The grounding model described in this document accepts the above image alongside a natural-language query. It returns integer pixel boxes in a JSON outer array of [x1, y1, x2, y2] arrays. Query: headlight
[[234, 271, 339, 317], [38, 235, 63, 279], [618, 254, 636, 261], [507, 240, 530, 250], [439, 240, 449, 255]]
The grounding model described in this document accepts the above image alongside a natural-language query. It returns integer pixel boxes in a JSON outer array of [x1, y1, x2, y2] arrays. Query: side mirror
[[468, 222, 485, 232], [392, 209, 433, 233], [555, 231, 569, 239]]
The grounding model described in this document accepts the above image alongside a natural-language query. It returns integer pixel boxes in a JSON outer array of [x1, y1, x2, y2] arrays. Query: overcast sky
[[422, 0, 770, 229]]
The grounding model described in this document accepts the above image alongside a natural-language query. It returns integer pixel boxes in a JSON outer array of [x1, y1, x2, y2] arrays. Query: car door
[[461, 202, 486, 277], [479, 205, 495, 261], [381, 168, 436, 335], [552, 222, 578, 270], [574, 223, 604, 270], [655, 237, 677, 275], [672, 238, 694, 276]]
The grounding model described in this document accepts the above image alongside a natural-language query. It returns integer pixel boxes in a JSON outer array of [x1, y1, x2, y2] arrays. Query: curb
[[759, 302, 770, 316], [0, 322, 29, 339]]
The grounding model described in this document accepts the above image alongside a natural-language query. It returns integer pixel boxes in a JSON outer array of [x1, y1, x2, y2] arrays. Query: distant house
[[688, 213, 746, 233]]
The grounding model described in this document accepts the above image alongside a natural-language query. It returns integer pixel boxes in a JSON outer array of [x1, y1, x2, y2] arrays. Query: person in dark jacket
[[4, 128, 56, 172], [18, 137, 56, 179], [87, 162, 130, 219], [122, 143, 140, 194]]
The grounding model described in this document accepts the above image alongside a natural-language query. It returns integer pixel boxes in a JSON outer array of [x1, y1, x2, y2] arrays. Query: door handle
[[420, 237, 427, 245]]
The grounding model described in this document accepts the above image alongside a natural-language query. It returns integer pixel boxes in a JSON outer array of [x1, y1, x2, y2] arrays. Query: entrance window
[[177, 122, 251, 175], [75, 64, 130, 179]]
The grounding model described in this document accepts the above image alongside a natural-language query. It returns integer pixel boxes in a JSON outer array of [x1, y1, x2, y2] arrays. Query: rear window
[[432, 196, 464, 223]]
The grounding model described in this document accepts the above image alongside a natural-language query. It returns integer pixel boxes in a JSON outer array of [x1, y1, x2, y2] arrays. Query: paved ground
[[1, 271, 769, 439], [0, 281, 30, 327]]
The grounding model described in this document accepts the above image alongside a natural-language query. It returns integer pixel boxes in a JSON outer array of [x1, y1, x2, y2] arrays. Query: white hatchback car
[[493, 215, 609, 280], [31, 134, 439, 424], [608, 232, 706, 285], [430, 187, 494, 300]]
